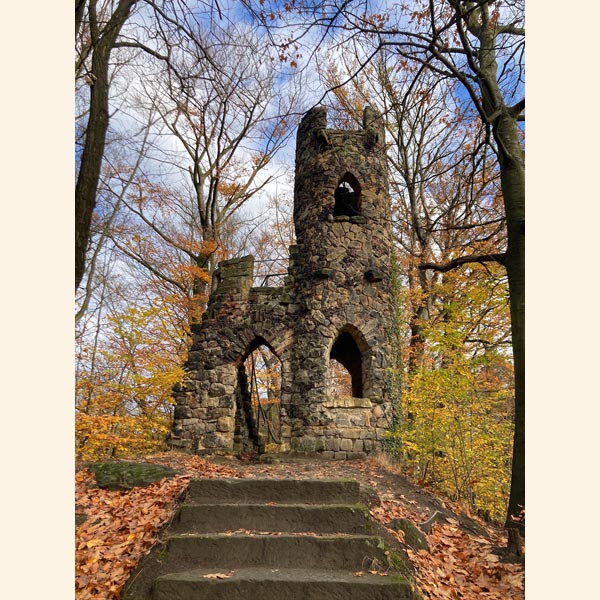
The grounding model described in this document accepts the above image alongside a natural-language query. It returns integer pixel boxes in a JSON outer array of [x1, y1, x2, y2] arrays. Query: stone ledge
[[322, 397, 372, 409]]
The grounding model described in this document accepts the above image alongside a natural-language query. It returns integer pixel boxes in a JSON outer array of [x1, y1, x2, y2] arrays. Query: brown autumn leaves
[[75, 453, 523, 599]]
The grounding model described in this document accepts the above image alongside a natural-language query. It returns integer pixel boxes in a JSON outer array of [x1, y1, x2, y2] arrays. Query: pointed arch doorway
[[234, 338, 282, 456]]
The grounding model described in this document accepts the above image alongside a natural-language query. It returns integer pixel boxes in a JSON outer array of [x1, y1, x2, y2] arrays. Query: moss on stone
[[89, 461, 180, 491], [388, 518, 429, 551]]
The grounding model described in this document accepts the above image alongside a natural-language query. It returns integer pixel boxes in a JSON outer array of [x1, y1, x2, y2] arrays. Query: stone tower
[[170, 106, 396, 458]]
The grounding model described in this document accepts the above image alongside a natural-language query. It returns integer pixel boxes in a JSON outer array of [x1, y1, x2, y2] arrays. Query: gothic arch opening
[[334, 173, 362, 217], [234, 337, 282, 455], [328, 326, 369, 398]]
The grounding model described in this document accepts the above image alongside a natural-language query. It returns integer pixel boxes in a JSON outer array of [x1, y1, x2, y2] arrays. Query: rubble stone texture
[[170, 106, 396, 458]]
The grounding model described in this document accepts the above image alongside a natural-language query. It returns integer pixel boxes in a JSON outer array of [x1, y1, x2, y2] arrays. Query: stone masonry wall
[[170, 106, 396, 458]]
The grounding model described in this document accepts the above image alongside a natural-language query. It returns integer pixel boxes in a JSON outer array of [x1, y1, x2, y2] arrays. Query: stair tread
[[157, 566, 407, 584], [152, 568, 415, 600], [169, 532, 379, 539], [185, 477, 360, 504], [180, 502, 366, 507]]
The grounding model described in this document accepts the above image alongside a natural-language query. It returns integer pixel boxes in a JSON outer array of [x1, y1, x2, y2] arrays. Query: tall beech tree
[[318, 49, 512, 522], [319, 51, 505, 374], [106, 23, 300, 319], [76, 0, 254, 290], [76, 0, 139, 290], [243, 0, 524, 545]]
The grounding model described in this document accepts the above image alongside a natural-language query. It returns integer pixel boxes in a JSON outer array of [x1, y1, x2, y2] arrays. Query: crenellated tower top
[[292, 105, 391, 282]]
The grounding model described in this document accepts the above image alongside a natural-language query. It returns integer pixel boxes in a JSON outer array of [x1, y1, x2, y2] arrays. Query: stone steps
[[162, 533, 389, 570], [185, 477, 360, 504], [152, 567, 414, 600], [172, 503, 372, 534], [122, 478, 418, 600]]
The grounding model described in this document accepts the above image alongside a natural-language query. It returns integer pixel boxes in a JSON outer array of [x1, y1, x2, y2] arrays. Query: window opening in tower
[[329, 331, 364, 397], [334, 180, 361, 217]]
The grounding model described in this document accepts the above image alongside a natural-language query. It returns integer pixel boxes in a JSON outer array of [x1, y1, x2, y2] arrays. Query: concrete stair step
[[185, 477, 360, 505], [172, 502, 372, 534], [152, 567, 415, 600], [165, 533, 391, 571]]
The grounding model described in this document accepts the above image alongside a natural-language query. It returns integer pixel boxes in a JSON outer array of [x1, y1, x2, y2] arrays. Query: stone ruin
[[170, 106, 396, 458]]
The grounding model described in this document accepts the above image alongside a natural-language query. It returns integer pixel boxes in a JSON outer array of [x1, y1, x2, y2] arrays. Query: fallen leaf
[[202, 572, 234, 579]]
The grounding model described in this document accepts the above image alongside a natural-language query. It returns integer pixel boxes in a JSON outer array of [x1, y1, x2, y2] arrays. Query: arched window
[[329, 327, 368, 398], [333, 173, 362, 217]]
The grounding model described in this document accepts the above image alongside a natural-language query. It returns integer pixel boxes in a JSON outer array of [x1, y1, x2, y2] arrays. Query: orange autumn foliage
[[76, 301, 187, 461]]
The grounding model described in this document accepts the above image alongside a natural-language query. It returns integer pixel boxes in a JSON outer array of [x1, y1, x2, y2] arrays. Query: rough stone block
[[326, 437, 340, 451], [333, 451, 347, 460], [334, 414, 351, 427], [350, 398, 372, 408], [89, 462, 179, 491], [388, 518, 430, 551], [340, 438, 353, 452], [345, 428, 362, 439], [217, 417, 234, 432], [209, 383, 227, 397], [174, 405, 192, 419], [347, 451, 367, 460], [351, 411, 370, 425], [202, 432, 232, 449]]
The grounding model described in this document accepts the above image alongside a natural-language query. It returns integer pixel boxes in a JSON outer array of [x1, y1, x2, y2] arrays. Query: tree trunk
[[495, 112, 525, 534], [75, 0, 137, 290], [474, 10, 525, 536], [507, 527, 524, 556]]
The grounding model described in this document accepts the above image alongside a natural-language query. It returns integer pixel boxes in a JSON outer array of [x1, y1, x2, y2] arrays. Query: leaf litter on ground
[[75, 452, 523, 600], [75, 453, 241, 599]]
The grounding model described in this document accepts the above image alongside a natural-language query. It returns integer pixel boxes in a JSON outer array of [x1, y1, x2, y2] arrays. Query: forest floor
[[75, 451, 524, 600]]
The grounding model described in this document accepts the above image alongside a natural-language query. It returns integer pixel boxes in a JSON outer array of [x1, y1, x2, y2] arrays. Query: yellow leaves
[[76, 300, 187, 462], [396, 345, 513, 521], [391, 256, 513, 522], [202, 571, 234, 579]]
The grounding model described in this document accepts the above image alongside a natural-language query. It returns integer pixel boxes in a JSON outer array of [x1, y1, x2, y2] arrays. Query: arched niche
[[333, 173, 362, 217], [328, 325, 370, 398]]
